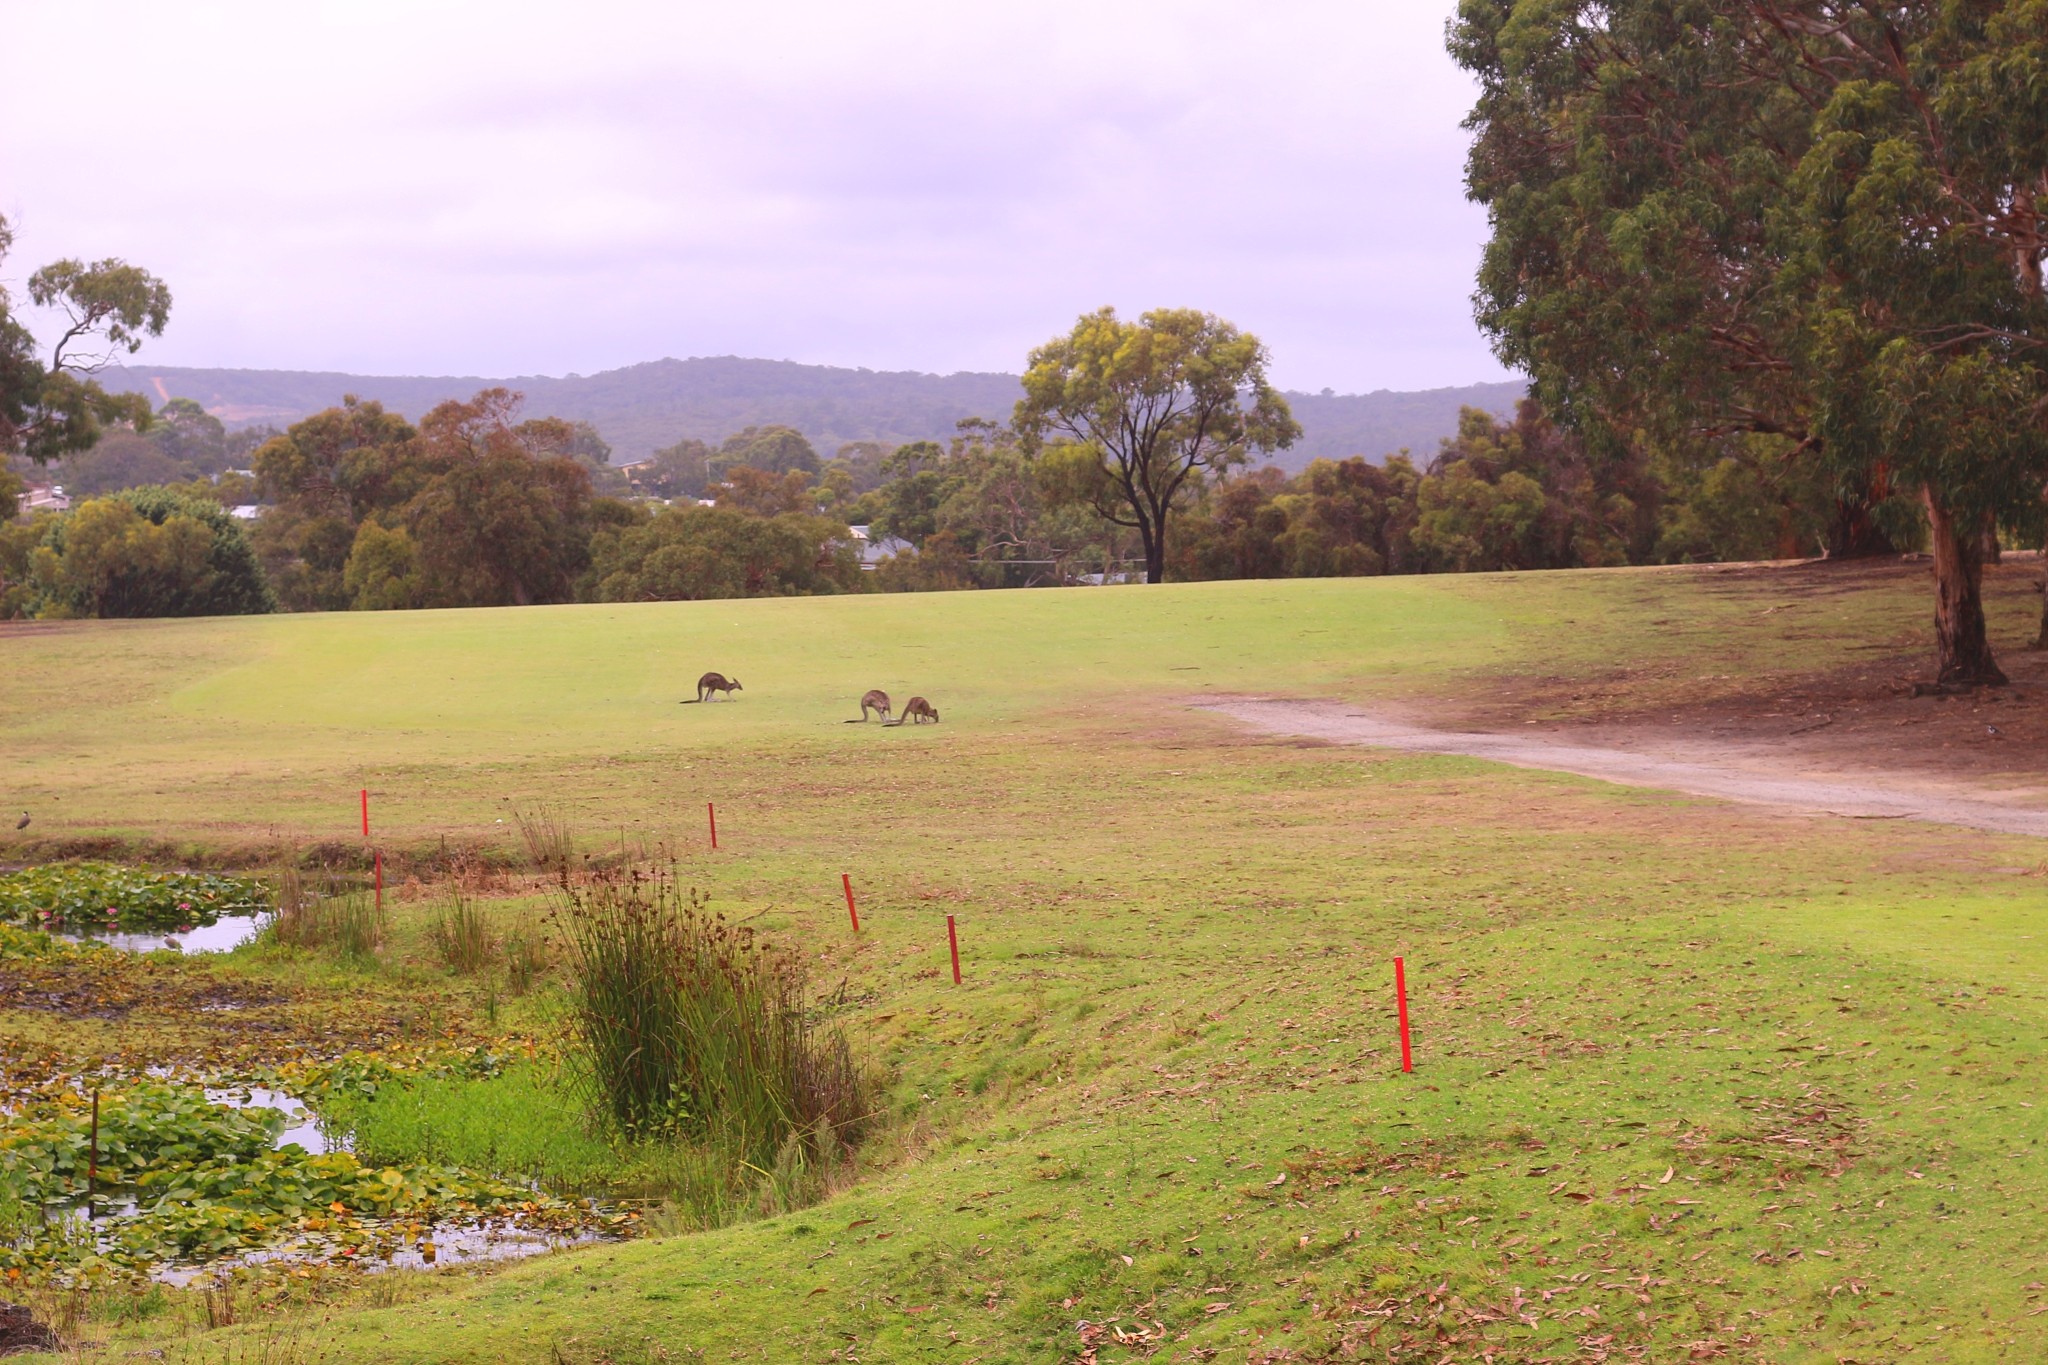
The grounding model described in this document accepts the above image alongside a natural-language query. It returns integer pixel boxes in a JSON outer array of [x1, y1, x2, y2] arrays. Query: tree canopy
[[1016, 308, 1301, 583], [0, 214, 172, 465], [1450, 0, 2048, 684]]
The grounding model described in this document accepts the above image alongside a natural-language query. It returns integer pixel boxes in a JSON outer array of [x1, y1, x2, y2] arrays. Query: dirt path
[[1200, 696, 2048, 839]]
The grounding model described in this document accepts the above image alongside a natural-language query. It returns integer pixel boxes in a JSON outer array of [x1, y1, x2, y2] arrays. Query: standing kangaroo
[[886, 697, 939, 726], [845, 689, 892, 723], [683, 672, 742, 703]]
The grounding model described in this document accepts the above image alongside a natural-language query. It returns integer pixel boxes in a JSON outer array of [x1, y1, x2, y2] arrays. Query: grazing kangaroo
[[885, 697, 939, 726], [844, 689, 892, 723], [683, 672, 742, 703]]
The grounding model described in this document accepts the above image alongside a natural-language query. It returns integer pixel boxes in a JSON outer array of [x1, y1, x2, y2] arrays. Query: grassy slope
[[4, 568, 2045, 1363]]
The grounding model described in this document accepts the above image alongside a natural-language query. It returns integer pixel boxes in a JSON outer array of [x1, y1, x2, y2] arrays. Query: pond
[[48, 913, 270, 955], [17, 1081, 620, 1282], [205, 1083, 330, 1154]]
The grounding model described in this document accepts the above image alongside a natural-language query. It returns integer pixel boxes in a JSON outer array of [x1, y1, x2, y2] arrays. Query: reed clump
[[513, 804, 575, 874], [551, 864, 872, 1172], [428, 887, 494, 975], [268, 868, 382, 963], [503, 930, 549, 994]]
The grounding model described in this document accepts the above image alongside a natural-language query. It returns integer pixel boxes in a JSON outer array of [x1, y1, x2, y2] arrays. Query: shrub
[[24, 487, 274, 619], [551, 865, 871, 1168]]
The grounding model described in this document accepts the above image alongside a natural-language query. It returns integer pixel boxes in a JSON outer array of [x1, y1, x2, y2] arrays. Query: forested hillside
[[94, 357, 1521, 468]]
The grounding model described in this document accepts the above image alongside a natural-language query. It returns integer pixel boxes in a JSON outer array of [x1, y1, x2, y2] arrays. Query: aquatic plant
[[0, 864, 267, 934]]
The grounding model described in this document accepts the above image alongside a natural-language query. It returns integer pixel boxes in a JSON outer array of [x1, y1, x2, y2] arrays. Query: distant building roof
[[229, 504, 263, 520]]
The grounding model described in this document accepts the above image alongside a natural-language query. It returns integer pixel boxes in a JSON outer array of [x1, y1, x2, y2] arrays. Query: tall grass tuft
[[429, 888, 494, 975], [268, 869, 381, 964], [513, 803, 575, 873], [552, 864, 872, 1170], [504, 930, 548, 995]]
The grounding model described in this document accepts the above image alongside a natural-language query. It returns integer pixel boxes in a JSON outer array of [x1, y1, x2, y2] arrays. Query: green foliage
[[265, 870, 381, 965], [1176, 404, 1661, 580], [0, 217, 170, 465], [1450, 0, 2048, 680], [316, 1064, 620, 1194], [0, 863, 267, 933], [19, 487, 273, 619], [552, 866, 871, 1170], [340, 519, 419, 610], [48, 399, 236, 499], [1017, 307, 1301, 582], [718, 424, 820, 477], [428, 889, 494, 976], [0, 1080, 606, 1279], [585, 504, 859, 600]]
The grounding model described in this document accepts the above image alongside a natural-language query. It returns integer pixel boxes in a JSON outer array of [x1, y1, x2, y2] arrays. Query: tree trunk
[[2036, 526, 2048, 650], [1139, 513, 1165, 584], [1822, 492, 1895, 559], [1924, 487, 2007, 686]]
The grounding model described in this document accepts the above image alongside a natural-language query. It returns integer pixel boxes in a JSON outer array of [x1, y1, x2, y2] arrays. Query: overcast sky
[[1, 1, 1514, 394]]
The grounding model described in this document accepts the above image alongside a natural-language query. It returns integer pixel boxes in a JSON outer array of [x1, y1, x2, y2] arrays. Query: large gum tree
[[0, 213, 172, 465], [1451, 0, 2048, 686], [1016, 307, 1300, 585]]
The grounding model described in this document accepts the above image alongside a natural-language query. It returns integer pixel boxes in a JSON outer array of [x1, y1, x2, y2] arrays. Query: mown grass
[[3, 566, 2046, 1362]]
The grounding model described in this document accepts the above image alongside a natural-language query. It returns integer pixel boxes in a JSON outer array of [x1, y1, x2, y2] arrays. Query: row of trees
[[8, 374, 1970, 619]]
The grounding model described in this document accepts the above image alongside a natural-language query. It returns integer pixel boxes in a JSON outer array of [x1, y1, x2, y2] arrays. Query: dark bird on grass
[[14, 812, 25, 831]]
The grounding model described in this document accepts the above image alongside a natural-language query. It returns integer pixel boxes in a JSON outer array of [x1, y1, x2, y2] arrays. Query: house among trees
[[21, 483, 70, 514]]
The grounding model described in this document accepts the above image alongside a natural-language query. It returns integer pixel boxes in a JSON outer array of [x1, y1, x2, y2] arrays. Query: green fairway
[[0, 564, 1988, 848], [5, 568, 2047, 1363]]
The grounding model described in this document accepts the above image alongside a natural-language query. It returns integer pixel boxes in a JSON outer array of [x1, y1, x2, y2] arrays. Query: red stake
[[360, 788, 369, 838], [842, 873, 860, 932], [707, 802, 718, 850], [374, 849, 384, 910], [947, 914, 962, 985], [88, 1089, 99, 1210], [1394, 956, 1413, 1074]]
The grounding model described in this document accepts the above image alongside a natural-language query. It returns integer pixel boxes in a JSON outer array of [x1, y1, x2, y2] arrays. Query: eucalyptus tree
[[0, 212, 172, 463], [1015, 307, 1300, 584], [1452, 0, 2048, 685]]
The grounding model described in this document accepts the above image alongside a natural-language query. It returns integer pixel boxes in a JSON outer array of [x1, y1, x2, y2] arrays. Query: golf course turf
[[3, 563, 2045, 1362]]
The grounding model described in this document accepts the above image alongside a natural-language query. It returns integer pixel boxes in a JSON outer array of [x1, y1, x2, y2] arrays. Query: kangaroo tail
[[680, 698, 702, 704]]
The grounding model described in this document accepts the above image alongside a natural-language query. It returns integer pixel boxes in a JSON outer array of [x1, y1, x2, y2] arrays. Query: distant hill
[[96, 358, 1524, 470]]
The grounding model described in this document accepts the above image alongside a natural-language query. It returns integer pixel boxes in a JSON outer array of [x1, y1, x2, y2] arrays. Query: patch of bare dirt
[[1462, 556, 2048, 783], [1203, 555, 2048, 836]]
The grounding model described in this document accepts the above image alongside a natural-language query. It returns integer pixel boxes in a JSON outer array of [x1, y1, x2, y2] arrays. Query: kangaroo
[[844, 689, 892, 723], [886, 697, 939, 726], [683, 672, 742, 703]]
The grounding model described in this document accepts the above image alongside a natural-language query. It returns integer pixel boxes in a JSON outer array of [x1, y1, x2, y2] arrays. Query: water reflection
[[48, 913, 269, 955], [205, 1085, 331, 1154]]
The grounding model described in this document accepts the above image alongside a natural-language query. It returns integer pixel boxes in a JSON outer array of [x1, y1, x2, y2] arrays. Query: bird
[[1986, 724, 2004, 739], [13, 811, 26, 831]]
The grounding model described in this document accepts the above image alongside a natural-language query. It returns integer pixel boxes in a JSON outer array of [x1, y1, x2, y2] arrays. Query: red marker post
[[360, 789, 369, 838], [842, 873, 860, 932], [707, 802, 718, 851], [946, 914, 962, 985], [1393, 956, 1413, 1074]]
